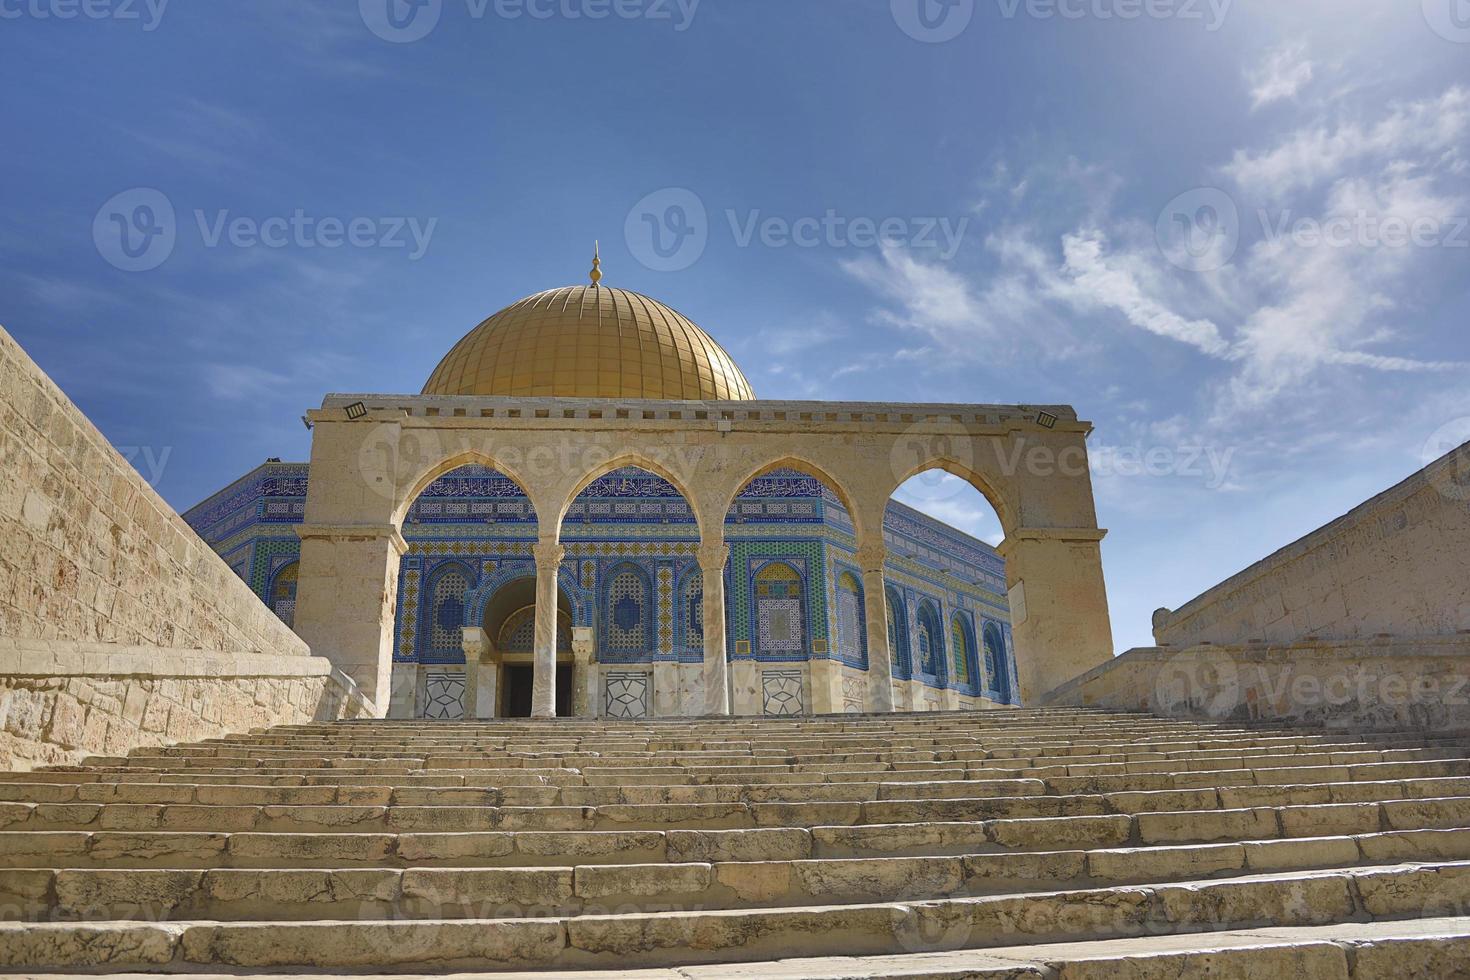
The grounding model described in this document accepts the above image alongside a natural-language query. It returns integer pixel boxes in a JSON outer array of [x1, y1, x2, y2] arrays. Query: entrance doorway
[[502, 664, 573, 717]]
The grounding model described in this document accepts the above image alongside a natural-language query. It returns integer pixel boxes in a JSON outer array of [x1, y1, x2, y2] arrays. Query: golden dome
[[422, 283, 755, 400]]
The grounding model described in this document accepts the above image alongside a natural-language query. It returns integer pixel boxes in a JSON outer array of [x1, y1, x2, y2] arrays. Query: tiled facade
[[185, 462, 1018, 716]]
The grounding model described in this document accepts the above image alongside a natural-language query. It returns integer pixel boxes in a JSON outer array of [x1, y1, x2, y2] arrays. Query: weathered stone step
[[3, 861, 1467, 970], [6, 796, 1470, 872], [5, 779, 1470, 836], [26, 916, 1465, 979], [6, 764, 1470, 810]]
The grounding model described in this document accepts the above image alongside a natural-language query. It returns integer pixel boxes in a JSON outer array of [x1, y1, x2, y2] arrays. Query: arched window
[[681, 568, 704, 654], [755, 561, 804, 655], [427, 564, 471, 654], [915, 601, 942, 677], [835, 571, 865, 663], [269, 562, 299, 628], [951, 613, 972, 685], [605, 564, 652, 654], [885, 585, 910, 676], [983, 622, 1010, 699]]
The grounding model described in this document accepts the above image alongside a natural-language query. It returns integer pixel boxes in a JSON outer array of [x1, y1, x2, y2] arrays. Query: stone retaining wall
[[0, 640, 370, 770], [1043, 636, 1470, 732], [0, 323, 308, 658], [1151, 441, 1470, 648]]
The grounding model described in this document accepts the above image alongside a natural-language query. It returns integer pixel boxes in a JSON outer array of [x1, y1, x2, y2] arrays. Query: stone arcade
[[189, 268, 1114, 720]]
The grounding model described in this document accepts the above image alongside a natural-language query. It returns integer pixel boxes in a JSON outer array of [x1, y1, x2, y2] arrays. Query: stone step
[[5, 765, 1470, 809], [11, 825, 1470, 923], [3, 861, 1467, 970], [18, 916, 1466, 979], [5, 798, 1470, 871]]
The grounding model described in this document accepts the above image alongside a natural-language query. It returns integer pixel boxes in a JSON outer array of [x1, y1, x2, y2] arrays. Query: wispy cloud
[[1223, 87, 1470, 201], [1248, 44, 1314, 110]]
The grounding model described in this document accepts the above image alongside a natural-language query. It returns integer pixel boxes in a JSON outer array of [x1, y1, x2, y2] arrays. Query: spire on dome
[[589, 241, 603, 286]]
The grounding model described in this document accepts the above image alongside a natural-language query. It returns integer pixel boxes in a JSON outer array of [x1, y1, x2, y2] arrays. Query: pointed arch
[[600, 560, 655, 659], [721, 455, 865, 540], [983, 620, 1012, 702], [834, 569, 867, 668], [393, 451, 539, 529], [557, 453, 706, 542], [951, 610, 978, 689], [886, 457, 1015, 538], [914, 597, 944, 680], [424, 560, 476, 661], [268, 561, 300, 628], [885, 584, 911, 678]]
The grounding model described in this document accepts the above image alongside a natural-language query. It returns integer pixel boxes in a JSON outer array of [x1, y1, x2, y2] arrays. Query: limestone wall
[[1044, 637, 1470, 733], [0, 323, 308, 658], [0, 640, 370, 770], [1153, 442, 1470, 647]]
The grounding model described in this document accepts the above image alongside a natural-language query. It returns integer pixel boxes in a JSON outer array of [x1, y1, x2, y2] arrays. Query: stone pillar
[[856, 542, 895, 713], [998, 528, 1113, 703], [293, 524, 406, 716], [572, 627, 595, 717], [531, 539, 564, 719], [461, 627, 490, 720], [698, 541, 731, 716]]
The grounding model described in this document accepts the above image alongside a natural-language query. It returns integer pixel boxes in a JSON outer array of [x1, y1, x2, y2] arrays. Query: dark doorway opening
[[502, 664, 574, 718]]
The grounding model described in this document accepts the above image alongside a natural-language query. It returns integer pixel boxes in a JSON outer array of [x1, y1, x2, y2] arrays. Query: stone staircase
[[3, 709, 1470, 977]]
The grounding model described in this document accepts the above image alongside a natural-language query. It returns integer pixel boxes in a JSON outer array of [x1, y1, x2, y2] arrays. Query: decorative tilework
[[842, 675, 866, 712], [834, 569, 865, 667]]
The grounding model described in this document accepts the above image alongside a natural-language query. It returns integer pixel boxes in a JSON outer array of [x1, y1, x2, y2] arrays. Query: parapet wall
[[0, 323, 308, 657], [0, 640, 370, 770], [1152, 442, 1470, 647], [1044, 637, 1470, 732]]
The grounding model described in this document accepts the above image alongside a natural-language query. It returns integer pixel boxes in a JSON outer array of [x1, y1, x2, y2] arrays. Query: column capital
[[532, 540, 565, 568], [697, 542, 730, 572], [855, 542, 888, 575], [995, 526, 1107, 559], [295, 523, 407, 555]]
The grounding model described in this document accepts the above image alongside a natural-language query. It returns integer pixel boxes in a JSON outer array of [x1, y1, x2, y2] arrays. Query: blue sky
[[3, 0, 1467, 652]]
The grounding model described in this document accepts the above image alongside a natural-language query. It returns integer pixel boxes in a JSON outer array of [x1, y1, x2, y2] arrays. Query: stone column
[[531, 539, 564, 719], [997, 528, 1112, 703], [856, 542, 895, 713], [461, 627, 490, 720], [698, 541, 731, 716], [572, 627, 595, 717], [293, 524, 406, 716]]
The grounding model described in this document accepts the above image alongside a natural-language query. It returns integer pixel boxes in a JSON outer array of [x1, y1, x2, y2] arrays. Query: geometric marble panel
[[604, 671, 651, 719], [422, 669, 466, 721], [762, 669, 804, 716]]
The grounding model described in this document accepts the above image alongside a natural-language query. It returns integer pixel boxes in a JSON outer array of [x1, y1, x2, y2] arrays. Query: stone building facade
[[185, 461, 1019, 719]]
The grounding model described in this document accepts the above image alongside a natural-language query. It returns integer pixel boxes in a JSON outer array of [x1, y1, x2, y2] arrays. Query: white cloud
[[1060, 231, 1230, 357], [1223, 87, 1470, 201], [1248, 44, 1314, 110]]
